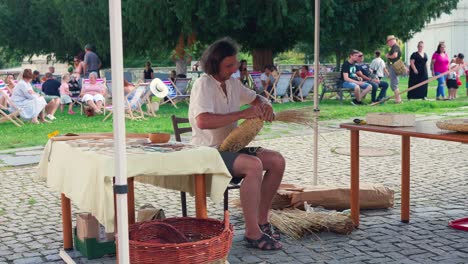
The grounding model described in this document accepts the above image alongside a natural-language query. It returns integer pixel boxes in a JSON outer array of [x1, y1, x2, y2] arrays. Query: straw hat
[[149, 78, 169, 98], [386, 35, 397, 42]]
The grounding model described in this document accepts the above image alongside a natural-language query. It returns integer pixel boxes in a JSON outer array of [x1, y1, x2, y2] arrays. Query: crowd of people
[[0, 44, 108, 123], [2, 36, 468, 123], [342, 35, 468, 105]]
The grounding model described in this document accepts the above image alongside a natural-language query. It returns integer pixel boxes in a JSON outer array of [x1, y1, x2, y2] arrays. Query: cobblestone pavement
[[0, 119, 468, 263]]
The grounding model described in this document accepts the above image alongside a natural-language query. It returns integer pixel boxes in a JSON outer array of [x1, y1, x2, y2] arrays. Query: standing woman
[[10, 69, 47, 124], [143, 61, 154, 80], [431, 42, 450, 100], [239, 59, 249, 86], [408, 41, 428, 100]]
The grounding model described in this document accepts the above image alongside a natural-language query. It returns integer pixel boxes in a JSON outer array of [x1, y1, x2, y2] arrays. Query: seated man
[[36, 72, 60, 119], [189, 38, 284, 250], [356, 52, 388, 103], [260, 65, 275, 98], [341, 50, 372, 105], [42, 72, 61, 97]]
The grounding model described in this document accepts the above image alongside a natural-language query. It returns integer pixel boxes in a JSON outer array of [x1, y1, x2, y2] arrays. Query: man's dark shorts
[[219, 147, 261, 184]]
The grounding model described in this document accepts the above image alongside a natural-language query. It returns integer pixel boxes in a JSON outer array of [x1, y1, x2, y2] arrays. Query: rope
[[370, 63, 467, 106]]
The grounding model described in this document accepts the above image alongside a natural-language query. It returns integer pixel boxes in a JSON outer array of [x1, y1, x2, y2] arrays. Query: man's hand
[[242, 105, 263, 119], [260, 103, 274, 122]]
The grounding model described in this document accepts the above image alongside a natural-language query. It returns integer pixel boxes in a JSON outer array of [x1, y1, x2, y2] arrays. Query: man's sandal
[[259, 223, 281, 240], [244, 233, 282, 250]]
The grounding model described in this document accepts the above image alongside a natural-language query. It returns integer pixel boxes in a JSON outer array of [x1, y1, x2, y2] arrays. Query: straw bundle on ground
[[219, 108, 314, 152], [269, 209, 354, 240]]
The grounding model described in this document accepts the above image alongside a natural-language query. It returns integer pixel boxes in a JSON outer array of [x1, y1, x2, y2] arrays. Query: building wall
[[406, 0, 468, 76], [21, 55, 69, 75]]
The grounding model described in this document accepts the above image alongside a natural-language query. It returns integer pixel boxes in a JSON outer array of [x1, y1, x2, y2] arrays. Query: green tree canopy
[[299, 0, 460, 69], [0, 0, 460, 70]]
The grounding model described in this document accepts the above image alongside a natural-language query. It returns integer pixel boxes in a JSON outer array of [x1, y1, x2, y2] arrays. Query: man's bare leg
[[232, 155, 264, 239], [255, 149, 285, 224], [394, 88, 402, 103], [354, 86, 361, 101], [359, 85, 372, 101]]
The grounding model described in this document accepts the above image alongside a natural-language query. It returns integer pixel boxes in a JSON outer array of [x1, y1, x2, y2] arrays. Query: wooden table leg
[[114, 177, 135, 263], [401, 135, 411, 223], [127, 178, 135, 225], [194, 174, 208, 219], [61, 193, 73, 250], [350, 130, 360, 227]]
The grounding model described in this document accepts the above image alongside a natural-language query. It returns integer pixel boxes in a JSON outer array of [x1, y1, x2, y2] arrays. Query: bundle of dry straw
[[269, 209, 354, 240], [219, 108, 314, 152], [273, 108, 314, 127]]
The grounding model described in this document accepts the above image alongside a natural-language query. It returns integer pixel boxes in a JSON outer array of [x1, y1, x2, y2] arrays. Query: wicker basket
[[119, 211, 233, 264], [130, 221, 188, 244], [436, 119, 468, 133]]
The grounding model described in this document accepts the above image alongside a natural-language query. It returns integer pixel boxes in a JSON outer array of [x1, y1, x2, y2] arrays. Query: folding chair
[[81, 77, 107, 115], [140, 83, 159, 117], [249, 71, 264, 94], [295, 76, 315, 102], [159, 79, 180, 108], [171, 115, 240, 216], [270, 72, 293, 103], [0, 80, 8, 109], [0, 87, 23, 127], [103, 81, 148, 121], [162, 78, 191, 107]]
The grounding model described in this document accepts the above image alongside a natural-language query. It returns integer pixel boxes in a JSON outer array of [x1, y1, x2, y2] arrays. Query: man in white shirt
[[369, 50, 387, 79], [189, 38, 284, 250]]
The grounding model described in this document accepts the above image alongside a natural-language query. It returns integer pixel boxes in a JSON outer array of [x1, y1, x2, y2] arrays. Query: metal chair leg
[[223, 189, 229, 211], [180, 191, 187, 217]]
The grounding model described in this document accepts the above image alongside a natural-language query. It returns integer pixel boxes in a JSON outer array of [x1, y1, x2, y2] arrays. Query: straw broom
[[269, 209, 354, 240], [219, 108, 313, 152]]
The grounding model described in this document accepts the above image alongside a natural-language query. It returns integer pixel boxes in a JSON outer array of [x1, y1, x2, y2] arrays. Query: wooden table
[[340, 121, 468, 227], [60, 175, 207, 250], [37, 135, 231, 251]]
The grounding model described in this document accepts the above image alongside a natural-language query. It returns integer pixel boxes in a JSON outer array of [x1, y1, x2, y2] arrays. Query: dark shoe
[[244, 233, 282, 250], [259, 223, 281, 240], [351, 99, 362, 105]]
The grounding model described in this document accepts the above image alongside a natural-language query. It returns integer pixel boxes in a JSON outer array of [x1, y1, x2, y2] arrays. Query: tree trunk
[[252, 49, 273, 71], [335, 51, 341, 72]]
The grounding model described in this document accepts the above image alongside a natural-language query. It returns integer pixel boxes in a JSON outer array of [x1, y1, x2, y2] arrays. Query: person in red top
[[300, 65, 313, 79]]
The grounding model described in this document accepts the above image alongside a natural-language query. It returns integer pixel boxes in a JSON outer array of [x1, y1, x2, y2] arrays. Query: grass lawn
[[0, 77, 467, 150]]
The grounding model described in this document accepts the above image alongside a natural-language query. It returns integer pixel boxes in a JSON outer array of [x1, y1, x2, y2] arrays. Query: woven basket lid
[[436, 119, 468, 133], [219, 118, 263, 152]]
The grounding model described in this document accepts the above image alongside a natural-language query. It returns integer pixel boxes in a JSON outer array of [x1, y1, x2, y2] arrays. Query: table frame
[[340, 121, 468, 227], [61, 174, 207, 250]]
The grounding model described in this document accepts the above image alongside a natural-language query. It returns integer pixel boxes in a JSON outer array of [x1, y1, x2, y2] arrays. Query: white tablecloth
[[37, 139, 232, 232]]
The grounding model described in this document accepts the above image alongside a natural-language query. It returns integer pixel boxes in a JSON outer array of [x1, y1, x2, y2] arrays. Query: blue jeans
[[367, 80, 388, 102], [435, 72, 445, 97], [342, 81, 369, 89]]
